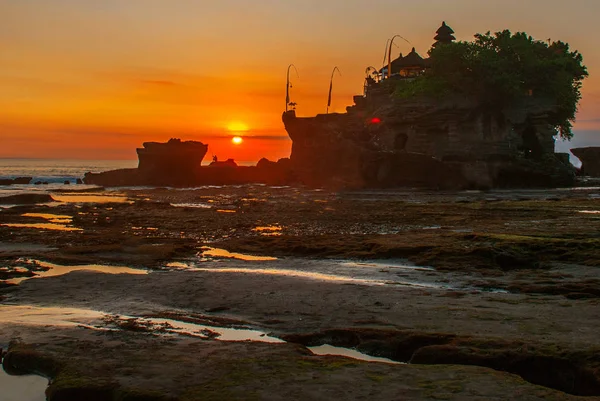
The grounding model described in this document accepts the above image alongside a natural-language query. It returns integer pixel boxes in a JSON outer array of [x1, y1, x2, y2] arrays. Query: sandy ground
[[0, 185, 599, 400]]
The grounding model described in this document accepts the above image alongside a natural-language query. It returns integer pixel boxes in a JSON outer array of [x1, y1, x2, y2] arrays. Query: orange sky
[[1, 0, 599, 161]]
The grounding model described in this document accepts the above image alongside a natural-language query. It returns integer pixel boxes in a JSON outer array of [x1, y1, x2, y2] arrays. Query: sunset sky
[[1, 0, 599, 162]]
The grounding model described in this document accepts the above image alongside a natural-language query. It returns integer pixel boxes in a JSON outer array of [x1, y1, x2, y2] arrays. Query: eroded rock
[[0, 177, 32, 186], [571, 147, 600, 177]]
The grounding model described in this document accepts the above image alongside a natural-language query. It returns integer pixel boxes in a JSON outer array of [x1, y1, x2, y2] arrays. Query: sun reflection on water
[[6, 260, 148, 285], [253, 225, 283, 236], [51, 193, 131, 204], [201, 248, 277, 261], [1, 223, 82, 232], [1, 212, 81, 231]]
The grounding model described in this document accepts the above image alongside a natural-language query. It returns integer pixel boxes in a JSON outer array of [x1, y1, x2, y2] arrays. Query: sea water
[[0, 158, 258, 197], [0, 159, 138, 185], [0, 159, 259, 180]]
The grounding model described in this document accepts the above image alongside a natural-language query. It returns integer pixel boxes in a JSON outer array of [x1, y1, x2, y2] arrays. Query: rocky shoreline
[[0, 177, 31, 186], [0, 185, 599, 399]]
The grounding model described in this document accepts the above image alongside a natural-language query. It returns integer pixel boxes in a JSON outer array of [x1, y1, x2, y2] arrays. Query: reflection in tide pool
[[340, 261, 434, 271], [7, 260, 148, 285], [0, 223, 82, 232], [309, 345, 402, 365], [51, 193, 131, 204], [0, 305, 282, 344], [170, 202, 212, 209], [191, 267, 391, 286], [165, 257, 448, 289], [165, 262, 192, 269], [22, 213, 72, 223], [201, 247, 277, 261], [253, 226, 283, 236], [0, 305, 403, 369], [1, 212, 80, 232], [120, 316, 285, 343], [0, 305, 105, 326], [0, 367, 48, 401]]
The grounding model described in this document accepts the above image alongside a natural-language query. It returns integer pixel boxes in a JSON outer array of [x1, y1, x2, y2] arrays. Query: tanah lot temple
[[377, 22, 456, 80], [282, 21, 578, 189]]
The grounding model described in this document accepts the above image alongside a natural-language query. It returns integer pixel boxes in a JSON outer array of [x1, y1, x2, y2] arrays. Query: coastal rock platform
[[1, 185, 600, 399], [0, 177, 32, 186]]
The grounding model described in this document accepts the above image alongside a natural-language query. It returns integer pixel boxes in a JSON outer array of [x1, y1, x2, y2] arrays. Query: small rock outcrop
[[85, 138, 208, 186], [571, 147, 600, 177], [84, 139, 294, 187], [0, 177, 32, 186], [137, 138, 208, 176], [0, 193, 54, 205], [209, 159, 238, 168]]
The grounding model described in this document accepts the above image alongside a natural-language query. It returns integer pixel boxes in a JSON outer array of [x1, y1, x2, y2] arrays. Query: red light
[[370, 117, 381, 124]]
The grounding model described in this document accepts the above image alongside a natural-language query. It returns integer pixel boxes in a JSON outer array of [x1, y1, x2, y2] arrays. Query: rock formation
[[84, 139, 293, 187], [0, 193, 54, 205], [282, 21, 584, 189], [0, 177, 32, 186], [282, 89, 575, 189], [85, 138, 208, 186], [571, 147, 600, 177], [137, 138, 208, 181], [209, 159, 238, 168]]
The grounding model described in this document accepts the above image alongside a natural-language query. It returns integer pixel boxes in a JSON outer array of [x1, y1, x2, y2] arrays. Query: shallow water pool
[[0, 364, 48, 401], [7, 260, 148, 285], [309, 344, 402, 365]]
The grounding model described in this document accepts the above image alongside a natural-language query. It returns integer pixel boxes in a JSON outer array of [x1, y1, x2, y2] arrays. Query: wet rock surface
[[0, 185, 599, 399], [0, 177, 32, 186], [5, 327, 589, 401], [0, 193, 54, 205]]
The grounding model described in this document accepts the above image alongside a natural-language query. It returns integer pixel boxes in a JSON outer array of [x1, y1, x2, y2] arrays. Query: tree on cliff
[[394, 30, 588, 140]]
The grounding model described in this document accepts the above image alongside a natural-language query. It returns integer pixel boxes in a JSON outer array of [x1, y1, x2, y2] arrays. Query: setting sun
[[232, 136, 243, 145], [227, 122, 249, 132]]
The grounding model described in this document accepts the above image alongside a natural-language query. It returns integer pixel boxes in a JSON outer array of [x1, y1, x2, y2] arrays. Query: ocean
[[0, 158, 258, 185], [0, 159, 139, 198], [0, 159, 138, 184]]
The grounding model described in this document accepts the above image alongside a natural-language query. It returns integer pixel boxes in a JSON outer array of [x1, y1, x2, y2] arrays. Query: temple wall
[[389, 114, 521, 161]]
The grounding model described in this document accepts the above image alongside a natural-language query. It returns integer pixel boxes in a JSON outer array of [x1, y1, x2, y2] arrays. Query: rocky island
[[0, 177, 32, 186], [284, 23, 586, 189]]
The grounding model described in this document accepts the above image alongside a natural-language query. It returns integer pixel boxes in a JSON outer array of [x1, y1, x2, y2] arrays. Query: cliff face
[[283, 91, 575, 189], [571, 147, 600, 177], [283, 111, 467, 188]]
